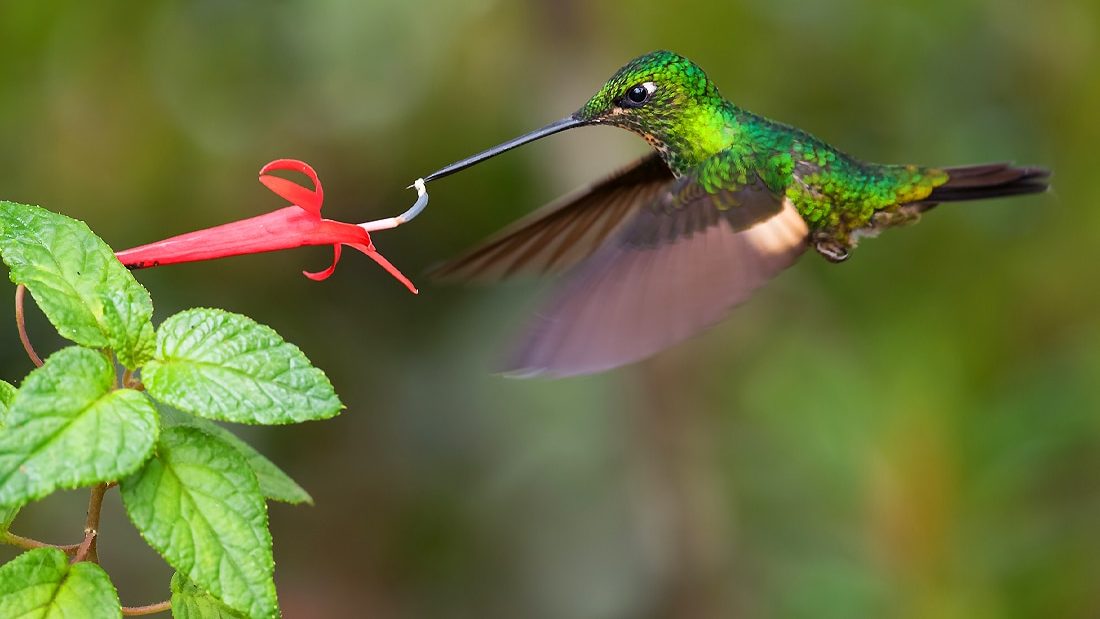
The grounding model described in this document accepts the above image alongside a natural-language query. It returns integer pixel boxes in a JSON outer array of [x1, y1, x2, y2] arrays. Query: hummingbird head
[[422, 51, 729, 183], [573, 51, 726, 171]]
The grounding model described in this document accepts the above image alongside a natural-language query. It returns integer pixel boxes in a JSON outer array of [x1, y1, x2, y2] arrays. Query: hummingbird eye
[[622, 82, 656, 108]]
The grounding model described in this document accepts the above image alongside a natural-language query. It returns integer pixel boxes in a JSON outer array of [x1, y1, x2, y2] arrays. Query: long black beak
[[422, 115, 587, 183]]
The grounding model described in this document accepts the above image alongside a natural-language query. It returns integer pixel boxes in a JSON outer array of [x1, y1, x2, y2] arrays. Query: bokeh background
[[1, 1, 1098, 617]]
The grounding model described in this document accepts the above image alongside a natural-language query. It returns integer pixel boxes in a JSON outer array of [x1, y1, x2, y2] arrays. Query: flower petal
[[303, 245, 342, 281], [259, 159, 324, 215], [346, 243, 418, 294]]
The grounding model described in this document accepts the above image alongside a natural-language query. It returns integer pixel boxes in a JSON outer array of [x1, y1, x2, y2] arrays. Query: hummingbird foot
[[812, 231, 850, 263], [815, 203, 933, 263]]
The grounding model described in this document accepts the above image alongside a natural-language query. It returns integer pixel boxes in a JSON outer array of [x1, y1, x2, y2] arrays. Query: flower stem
[[121, 600, 172, 616], [14, 284, 43, 367], [72, 483, 108, 564]]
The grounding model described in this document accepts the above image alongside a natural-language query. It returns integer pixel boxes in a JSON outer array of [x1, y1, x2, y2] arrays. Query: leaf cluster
[[0, 202, 344, 618]]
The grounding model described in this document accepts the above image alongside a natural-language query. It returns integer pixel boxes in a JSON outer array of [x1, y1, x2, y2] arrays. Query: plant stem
[[122, 368, 144, 391], [5, 487, 169, 615], [121, 600, 172, 616], [72, 483, 108, 564], [1, 530, 80, 554], [14, 284, 43, 367]]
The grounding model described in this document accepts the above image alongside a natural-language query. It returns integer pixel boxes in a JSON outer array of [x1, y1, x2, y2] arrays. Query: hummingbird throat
[[613, 102, 741, 177]]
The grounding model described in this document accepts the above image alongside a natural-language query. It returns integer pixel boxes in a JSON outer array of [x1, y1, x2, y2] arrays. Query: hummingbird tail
[[927, 163, 1050, 203]]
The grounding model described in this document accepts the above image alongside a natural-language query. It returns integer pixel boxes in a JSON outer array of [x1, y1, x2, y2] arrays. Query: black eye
[[624, 84, 651, 107]]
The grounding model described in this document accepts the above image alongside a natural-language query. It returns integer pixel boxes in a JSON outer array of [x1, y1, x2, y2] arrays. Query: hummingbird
[[419, 50, 1049, 377]]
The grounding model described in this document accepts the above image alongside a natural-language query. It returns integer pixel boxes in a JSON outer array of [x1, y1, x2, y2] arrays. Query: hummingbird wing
[[429, 153, 674, 282], [505, 173, 810, 377]]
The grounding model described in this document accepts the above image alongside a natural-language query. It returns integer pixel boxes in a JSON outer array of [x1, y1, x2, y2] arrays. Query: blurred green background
[[1, 0, 1098, 617]]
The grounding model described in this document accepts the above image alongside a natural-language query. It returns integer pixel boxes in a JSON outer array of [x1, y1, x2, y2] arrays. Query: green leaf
[[103, 288, 157, 369], [145, 308, 342, 425], [0, 504, 18, 534], [0, 202, 154, 368], [0, 548, 122, 618], [121, 426, 277, 619], [0, 379, 16, 426], [0, 347, 158, 507], [161, 408, 312, 504], [171, 572, 247, 619]]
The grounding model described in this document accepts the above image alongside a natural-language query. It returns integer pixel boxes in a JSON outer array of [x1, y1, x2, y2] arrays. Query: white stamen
[[358, 178, 430, 232]]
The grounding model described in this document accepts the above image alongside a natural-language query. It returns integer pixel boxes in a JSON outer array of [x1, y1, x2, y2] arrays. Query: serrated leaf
[[161, 408, 312, 505], [0, 202, 154, 369], [0, 548, 122, 618], [121, 426, 277, 619], [145, 308, 342, 425], [103, 288, 157, 369], [171, 572, 247, 619], [0, 347, 158, 507], [0, 504, 18, 533], [0, 379, 15, 426]]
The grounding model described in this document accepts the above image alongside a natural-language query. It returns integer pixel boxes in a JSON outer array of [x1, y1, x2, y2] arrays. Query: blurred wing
[[430, 153, 674, 282], [506, 175, 810, 377]]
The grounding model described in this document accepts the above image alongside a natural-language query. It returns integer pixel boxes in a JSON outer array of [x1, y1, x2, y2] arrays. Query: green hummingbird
[[420, 50, 1049, 377]]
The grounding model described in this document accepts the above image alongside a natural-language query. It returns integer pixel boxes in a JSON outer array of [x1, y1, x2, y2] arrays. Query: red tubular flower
[[115, 159, 418, 293]]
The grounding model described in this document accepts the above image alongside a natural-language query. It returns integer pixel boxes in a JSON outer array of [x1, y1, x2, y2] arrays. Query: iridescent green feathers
[[579, 51, 952, 231]]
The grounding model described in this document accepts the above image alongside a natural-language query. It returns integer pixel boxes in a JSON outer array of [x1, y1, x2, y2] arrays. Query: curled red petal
[[303, 245, 342, 281], [259, 158, 322, 193], [259, 159, 324, 214], [346, 243, 418, 294], [259, 175, 322, 215]]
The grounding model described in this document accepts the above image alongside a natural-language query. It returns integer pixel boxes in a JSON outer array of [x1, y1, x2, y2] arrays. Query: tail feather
[[927, 163, 1050, 203]]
